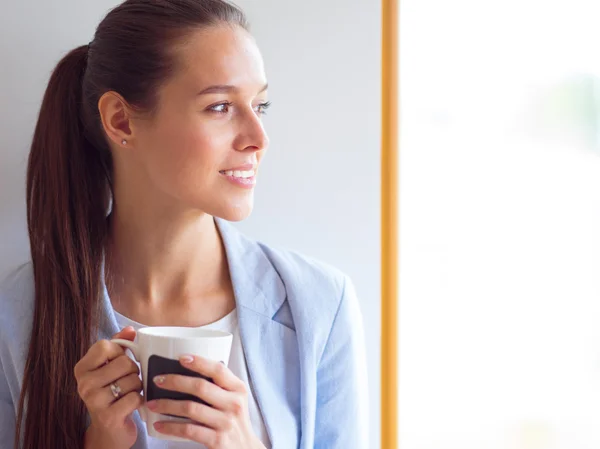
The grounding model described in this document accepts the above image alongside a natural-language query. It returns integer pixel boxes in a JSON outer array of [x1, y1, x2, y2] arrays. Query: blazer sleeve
[[314, 275, 369, 449], [0, 350, 16, 448]]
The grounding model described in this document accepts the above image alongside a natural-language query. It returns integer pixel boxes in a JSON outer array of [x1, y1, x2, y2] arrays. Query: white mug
[[112, 327, 233, 442]]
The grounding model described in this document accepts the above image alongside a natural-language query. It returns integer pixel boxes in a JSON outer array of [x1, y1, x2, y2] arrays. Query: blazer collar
[[214, 217, 286, 318]]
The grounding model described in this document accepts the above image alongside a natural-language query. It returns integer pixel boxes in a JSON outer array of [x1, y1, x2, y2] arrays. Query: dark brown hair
[[18, 1, 247, 448]]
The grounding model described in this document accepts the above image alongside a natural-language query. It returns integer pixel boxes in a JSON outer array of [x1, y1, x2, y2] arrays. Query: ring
[[110, 382, 122, 399]]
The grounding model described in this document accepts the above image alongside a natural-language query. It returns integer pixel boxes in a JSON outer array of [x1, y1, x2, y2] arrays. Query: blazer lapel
[[216, 218, 301, 448]]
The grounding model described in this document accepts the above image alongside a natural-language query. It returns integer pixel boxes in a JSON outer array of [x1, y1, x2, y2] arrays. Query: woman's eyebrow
[[197, 83, 269, 96]]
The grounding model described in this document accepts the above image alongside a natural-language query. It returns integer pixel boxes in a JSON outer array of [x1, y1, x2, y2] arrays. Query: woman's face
[[126, 24, 269, 222]]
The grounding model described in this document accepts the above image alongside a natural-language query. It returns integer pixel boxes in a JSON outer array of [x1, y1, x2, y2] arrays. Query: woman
[[0, 0, 368, 448]]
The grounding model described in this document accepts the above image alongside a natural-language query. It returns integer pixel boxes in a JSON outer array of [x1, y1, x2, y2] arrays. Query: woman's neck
[[104, 206, 230, 312]]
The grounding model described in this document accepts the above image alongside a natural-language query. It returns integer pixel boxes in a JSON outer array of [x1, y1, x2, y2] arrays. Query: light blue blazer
[[0, 217, 369, 448]]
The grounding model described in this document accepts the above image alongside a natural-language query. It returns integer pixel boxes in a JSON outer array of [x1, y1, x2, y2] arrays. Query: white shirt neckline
[[112, 307, 238, 332]]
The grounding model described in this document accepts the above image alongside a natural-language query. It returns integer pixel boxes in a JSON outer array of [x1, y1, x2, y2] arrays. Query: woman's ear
[[98, 91, 135, 148]]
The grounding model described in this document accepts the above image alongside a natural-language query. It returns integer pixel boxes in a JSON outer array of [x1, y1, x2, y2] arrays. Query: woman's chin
[[215, 202, 253, 222]]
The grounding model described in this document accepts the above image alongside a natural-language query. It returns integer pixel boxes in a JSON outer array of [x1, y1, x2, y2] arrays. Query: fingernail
[[179, 355, 194, 364], [153, 375, 165, 385], [154, 422, 163, 431], [146, 400, 157, 410]]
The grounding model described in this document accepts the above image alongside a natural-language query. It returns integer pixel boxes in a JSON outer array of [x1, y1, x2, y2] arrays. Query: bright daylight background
[[399, 1, 600, 448]]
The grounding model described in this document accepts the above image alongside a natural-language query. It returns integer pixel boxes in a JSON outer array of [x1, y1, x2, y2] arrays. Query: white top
[[114, 308, 271, 449]]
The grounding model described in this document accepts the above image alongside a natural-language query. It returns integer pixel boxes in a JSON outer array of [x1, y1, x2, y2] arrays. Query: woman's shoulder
[[0, 262, 34, 320], [219, 219, 352, 314], [0, 262, 35, 338], [249, 239, 364, 370], [258, 240, 348, 293], [253, 239, 356, 329]]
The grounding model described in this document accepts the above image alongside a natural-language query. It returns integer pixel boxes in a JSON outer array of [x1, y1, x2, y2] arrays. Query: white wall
[[0, 1, 381, 448]]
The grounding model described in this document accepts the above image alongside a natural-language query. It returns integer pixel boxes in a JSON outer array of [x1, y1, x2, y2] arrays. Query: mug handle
[[111, 338, 147, 422], [111, 338, 140, 360]]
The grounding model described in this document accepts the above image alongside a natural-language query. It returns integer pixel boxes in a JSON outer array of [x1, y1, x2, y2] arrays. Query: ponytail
[[15, 0, 250, 446], [16, 45, 111, 449]]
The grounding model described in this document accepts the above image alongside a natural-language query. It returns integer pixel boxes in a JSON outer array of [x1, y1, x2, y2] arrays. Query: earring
[[122, 139, 127, 145]]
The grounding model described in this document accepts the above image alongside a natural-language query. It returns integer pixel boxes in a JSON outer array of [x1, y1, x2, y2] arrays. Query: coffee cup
[[112, 326, 233, 442]]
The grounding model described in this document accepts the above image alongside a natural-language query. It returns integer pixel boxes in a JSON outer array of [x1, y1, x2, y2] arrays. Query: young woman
[[0, 1, 369, 448]]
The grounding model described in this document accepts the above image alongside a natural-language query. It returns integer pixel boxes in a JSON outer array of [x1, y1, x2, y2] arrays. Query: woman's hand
[[147, 355, 265, 449], [74, 327, 143, 449]]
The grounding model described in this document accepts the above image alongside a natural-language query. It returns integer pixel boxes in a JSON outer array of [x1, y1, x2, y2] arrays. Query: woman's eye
[[210, 102, 232, 114], [255, 101, 271, 115], [208, 101, 271, 115]]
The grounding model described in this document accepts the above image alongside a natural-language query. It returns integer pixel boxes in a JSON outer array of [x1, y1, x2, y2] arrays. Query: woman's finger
[[112, 326, 136, 341], [97, 355, 140, 385], [153, 374, 233, 411], [81, 355, 139, 391], [146, 399, 229, 429], [153, 421, 216, 446], [92, 390, 143, 429], [85, 372, 143, 411], [109, 390, 144, 419], [179, 355, 245, 393], [105, 372, 143, 404], [74, 339, 128, 378]]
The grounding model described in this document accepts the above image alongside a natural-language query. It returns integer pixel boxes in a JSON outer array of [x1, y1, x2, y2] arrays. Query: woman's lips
[[219, 171, 256, 189]]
